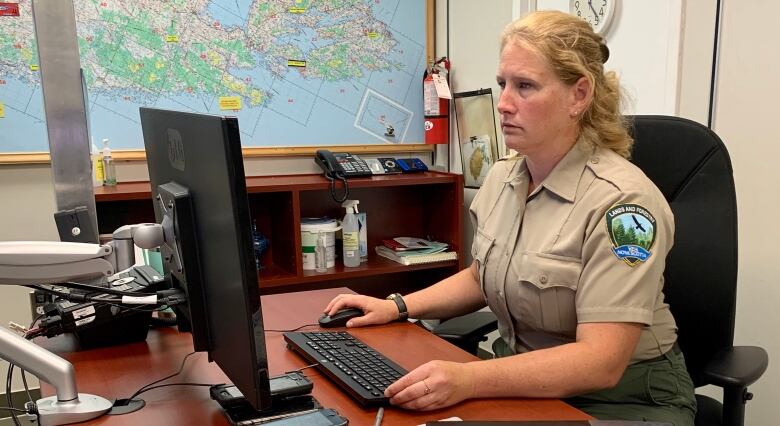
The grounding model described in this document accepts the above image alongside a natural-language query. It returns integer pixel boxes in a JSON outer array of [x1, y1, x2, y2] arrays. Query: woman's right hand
[[323, 293, 400, 327]]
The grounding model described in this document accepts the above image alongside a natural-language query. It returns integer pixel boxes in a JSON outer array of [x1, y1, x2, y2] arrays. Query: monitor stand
[[215, 393, 321, 424], [0, 327, 112, 424]]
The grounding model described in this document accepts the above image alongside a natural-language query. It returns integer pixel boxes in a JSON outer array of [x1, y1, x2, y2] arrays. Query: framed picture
[[453, 89, 499, 188]]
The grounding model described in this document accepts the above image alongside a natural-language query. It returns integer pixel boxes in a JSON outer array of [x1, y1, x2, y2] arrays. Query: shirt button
[[539, 275, 548, 284], [590, 156, 600, 164]]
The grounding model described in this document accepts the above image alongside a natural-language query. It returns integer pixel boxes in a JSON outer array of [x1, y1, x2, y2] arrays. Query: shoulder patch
[[605, 203, 656, 267]]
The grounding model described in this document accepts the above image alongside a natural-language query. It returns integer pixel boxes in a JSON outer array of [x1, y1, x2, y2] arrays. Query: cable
[[60, 281, 156, 297], [28, 284, 123, 304], [264, 323, 319, 333], [0, 406, 27, 415], [327, 174, 349, 203], [125, 351, 197, 403], [29, 284, 184, 308], [6, 364, 20, 426], [292, 363, 319, 373], [129, 382, 214, 399]]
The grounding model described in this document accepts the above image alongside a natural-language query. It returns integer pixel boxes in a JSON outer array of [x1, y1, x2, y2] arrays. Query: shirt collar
[[505, 139, 594, 203]]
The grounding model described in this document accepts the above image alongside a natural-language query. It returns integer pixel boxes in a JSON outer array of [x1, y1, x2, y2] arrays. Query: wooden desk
[[41, 288, 589, 425]]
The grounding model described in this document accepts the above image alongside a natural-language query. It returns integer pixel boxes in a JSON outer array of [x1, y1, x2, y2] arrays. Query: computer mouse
[[319, 308, 363, 328]]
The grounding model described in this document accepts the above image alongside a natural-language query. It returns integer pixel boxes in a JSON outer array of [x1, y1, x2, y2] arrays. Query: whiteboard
[[0, 0, 430, 155]]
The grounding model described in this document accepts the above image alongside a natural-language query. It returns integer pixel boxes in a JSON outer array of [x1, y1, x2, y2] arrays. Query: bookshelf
[[94, 171, 464, 296]]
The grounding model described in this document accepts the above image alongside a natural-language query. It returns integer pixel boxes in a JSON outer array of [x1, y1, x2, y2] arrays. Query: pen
[[373, 406, 384, 426]]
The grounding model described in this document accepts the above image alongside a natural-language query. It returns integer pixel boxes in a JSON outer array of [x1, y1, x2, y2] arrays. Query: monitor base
[[37, 393, 113, 425]]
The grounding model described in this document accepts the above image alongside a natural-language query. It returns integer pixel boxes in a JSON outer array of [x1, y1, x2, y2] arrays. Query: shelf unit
[[94, 171, 464, 296]]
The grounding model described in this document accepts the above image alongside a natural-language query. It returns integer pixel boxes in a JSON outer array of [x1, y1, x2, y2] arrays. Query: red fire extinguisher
[[424, 57, 450, 145]]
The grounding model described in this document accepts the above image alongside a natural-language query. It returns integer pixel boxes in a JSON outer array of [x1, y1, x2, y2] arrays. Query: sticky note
[[219, 96, 242, 110], [368, 32, 379, 39], [289, 7, 305, 13], [0, 102, 5, 118], [165, 35, 180, 43], [30, 64, 39, 71], [287, 59, 306, 67]]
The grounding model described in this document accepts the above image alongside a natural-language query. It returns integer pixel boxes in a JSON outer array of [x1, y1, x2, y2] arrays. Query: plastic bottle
[[91, 141, 104, 187], [315, 232, 328, 272], [102, 138, 117, 186], [341, 200, 360, 268]]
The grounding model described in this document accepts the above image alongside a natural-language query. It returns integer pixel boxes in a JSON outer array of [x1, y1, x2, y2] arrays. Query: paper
[[219, 96, 242, 110], [433, 73, 452, 99]]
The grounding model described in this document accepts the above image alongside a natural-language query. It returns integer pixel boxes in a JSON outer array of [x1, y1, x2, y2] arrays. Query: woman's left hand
[[384, 360, 476, 410]]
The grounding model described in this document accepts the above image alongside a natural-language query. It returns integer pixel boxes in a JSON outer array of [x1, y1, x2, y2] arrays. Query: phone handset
[[315, 149, 349, 203], [315, 149, 345, 179]]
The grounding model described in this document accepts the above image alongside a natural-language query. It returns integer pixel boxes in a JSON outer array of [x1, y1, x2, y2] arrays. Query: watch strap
[[386, 293, 408, 322]]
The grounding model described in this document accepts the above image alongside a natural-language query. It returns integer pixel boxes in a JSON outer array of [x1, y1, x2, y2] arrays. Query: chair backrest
[[627, 115, 738, 387]]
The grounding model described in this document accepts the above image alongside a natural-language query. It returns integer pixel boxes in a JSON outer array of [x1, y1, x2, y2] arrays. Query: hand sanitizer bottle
[[341, 200, 360, 268], [92, 140, 104, 187], [315, 232, 328, 272], [102, 138, 117, 186]]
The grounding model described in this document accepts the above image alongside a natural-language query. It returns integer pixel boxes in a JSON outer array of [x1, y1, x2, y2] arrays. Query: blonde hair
[[501, 11, 633, 158]]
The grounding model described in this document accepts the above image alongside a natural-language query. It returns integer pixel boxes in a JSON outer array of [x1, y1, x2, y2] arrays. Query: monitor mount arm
[[0, 223, 162, 425]]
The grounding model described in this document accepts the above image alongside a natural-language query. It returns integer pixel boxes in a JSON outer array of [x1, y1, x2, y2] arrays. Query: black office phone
[[315, 150, 372, 178]]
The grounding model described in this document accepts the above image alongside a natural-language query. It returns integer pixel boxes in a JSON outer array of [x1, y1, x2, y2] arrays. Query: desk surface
[[41, 288, 589, 425]]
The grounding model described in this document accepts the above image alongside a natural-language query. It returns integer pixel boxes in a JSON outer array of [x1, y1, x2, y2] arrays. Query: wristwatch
[[385, 293, 408, 322]]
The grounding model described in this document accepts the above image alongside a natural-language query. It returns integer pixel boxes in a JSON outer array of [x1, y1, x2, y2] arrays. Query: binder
[[375, 246, 457, 266]]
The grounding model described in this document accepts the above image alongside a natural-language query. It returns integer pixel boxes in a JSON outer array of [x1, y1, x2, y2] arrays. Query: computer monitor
[[140, 107, 272, 411]]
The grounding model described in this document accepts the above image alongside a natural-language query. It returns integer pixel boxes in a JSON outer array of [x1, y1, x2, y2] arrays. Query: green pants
[[493, 339, 697, 425]]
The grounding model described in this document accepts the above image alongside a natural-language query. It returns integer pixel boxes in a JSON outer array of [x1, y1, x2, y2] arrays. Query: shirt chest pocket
[[511, 252, 582, 334], [471, 228, 495, 297]]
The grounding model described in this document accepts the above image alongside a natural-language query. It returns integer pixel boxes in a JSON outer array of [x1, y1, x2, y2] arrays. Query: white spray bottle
[[341, 200, 360, 268], [102, 138, 117, 186]]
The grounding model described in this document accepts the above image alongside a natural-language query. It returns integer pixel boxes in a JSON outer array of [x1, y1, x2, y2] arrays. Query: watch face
[[569, 0, 616, 34]]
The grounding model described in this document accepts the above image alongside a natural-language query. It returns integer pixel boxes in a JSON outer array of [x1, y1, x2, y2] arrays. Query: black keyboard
[[283, 331, 407, 406]]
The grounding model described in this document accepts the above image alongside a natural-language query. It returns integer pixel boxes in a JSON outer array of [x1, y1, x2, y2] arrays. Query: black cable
[[28, 284, 123, 304], [60, 281, 156, 297], [20, 371, 32, 408], [6, 364, 21, 426], [129, 382, 214, 399], [126, 351, 197, 402], [0, 406, 27, 414], [264, 323, 319, 333], [327, 174, 349, 203]]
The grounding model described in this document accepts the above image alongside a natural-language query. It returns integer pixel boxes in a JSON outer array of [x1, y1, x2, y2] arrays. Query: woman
[[324, 11, 696, 424]]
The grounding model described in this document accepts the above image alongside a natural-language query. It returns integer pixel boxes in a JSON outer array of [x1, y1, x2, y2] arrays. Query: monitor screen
[[140, 107, 272, 410]]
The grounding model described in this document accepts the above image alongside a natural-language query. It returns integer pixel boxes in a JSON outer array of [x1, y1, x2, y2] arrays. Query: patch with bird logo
[[605, 204, 656, 267]]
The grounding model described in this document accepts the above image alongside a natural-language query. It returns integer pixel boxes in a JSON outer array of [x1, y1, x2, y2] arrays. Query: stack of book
[[375, 237, 458, 266]]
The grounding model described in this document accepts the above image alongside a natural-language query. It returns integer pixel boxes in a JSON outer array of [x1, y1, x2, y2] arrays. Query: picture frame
[[453, 88, 499, 189]]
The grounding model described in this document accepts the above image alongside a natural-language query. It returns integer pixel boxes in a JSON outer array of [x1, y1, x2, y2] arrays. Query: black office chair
[[434, 115, 768, 426]]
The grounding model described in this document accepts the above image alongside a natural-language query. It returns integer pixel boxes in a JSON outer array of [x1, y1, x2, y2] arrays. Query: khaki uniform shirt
[[469, 140, 677, 363]]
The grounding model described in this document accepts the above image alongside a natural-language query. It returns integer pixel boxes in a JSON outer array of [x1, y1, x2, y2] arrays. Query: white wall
[[532, 0, 683, 115], [0, 165, 58, 392], [710, 1, 780, 423]]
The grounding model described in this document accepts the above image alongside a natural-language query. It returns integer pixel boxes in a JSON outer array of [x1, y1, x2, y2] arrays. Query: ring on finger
[[422, 379, 431, 395]]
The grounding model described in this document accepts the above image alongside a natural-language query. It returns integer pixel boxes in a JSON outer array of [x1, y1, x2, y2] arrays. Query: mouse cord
[[125, 351, 197, 402], [264, 323, 319, 333]]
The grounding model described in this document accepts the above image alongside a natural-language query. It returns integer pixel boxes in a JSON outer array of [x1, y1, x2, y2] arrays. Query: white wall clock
[[569, 0, 617, 34]]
